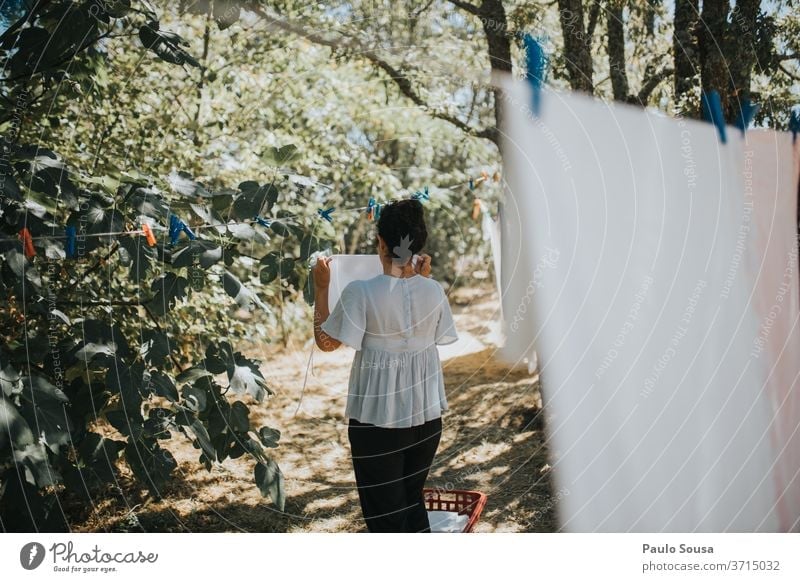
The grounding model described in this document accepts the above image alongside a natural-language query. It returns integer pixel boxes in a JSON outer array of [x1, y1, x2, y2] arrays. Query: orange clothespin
[[472, 198, 482, 221], [474, 171, 488, 188], [492, 171, 501, 182], [19, 228, 35, 258], [141, 223, 157, 247]]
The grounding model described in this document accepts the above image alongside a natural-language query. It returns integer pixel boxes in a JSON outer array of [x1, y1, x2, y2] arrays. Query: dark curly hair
[[376, 199, 428, 262]]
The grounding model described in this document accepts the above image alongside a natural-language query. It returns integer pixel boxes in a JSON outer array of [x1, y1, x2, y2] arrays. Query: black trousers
[[348, 416, 442, 533]]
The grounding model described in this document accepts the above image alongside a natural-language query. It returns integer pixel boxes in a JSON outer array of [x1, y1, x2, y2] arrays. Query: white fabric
[[428, 510, 469, 533], [327, 254, 384, 310], [497, 76, 800, 532], [321, 273, 459, 428], [745, 130, 800, 530]]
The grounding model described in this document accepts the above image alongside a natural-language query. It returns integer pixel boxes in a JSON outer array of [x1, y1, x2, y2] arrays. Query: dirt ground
[[73, 285, 557, 532]]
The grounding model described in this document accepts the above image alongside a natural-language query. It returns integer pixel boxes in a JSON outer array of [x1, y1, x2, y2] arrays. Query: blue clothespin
[[168, 215, 181, 245], [169, 214, 195, 245], [254, 216, 272, 228], [523, 33, 547, 116], [734, 98, 760, 135], [701, 90, 727, 144], [412, 186, 430, 202], [789, 105, 800, 144], [366, 198, 377, 220], [181, 222, 196, 241], [469, 178, 474, 191], [65, 226, 76, 259], [318, 207, 335, 223], [374, 203, 382, 221]]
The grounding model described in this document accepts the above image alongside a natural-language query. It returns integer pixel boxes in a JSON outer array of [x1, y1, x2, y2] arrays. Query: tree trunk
[[607, 1, 630, 102], [478, 0, 512, 147], [644, 0, 659, 37], [673, 0, 699, 115], [698, 0, 729, 109], [557, 0, 594, 94], [727, 0, 760, 119]]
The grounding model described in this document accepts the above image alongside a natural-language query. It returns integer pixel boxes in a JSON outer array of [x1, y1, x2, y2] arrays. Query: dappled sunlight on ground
[[71, 286, 555, 533]]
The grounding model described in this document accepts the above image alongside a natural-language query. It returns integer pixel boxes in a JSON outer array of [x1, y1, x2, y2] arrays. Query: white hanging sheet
[[326, 254, 383, 309], [496, 76, 800, 532]]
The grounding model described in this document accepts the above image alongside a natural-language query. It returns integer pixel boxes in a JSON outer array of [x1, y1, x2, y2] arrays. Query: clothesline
[[0, 171, 501, 256], [0, 171, 500, 254]]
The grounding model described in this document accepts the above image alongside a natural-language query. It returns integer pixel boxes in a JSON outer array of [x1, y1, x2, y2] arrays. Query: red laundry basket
[[423, 488, 487, 533]]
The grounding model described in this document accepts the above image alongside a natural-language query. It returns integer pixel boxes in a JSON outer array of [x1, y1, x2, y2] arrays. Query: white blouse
[[320, 273, 459, 428]]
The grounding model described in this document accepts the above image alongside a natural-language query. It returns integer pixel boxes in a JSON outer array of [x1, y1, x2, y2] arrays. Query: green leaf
[[76, 432, 125, 482], [299, 234, 323, 261], [182, 384, 208, 413], [257, 426, 281, 449], [229, 401, 250, 432], [186, 419, 216, 463], [259, 145, 299, 166], [143, 408, 173, 440], [13, 442, 61, 488], [105, 362, 147, 413], [0, 397, 34, 450], [148, 371, 178, 402], [103, 0, 132, 18], [229, 363, 271, 403], [259, 251, 281, 284], [211, 431, 234, 461], [176, 366, 212, 385], [204, 342, 235, 375], [76, 320, 132, 358], [17, 375, 72, 452], [280, 257, 296, 278], [105, 409, 143, 438], [232, 183, 279, 220], [119, 236, 155, 282], [125, 439, 177, 496], [222, 270, 270, 313], [139, 21, 201, 68], [3, 249, 42, 291], [140, 330, 171, 368], [269, 220, 290, 237], [19, 374, 68, 406], [74, 341, 117, 362], [171, 239, 223, 269], [148, 273, 189, 315], [255, 459, 286, 511]]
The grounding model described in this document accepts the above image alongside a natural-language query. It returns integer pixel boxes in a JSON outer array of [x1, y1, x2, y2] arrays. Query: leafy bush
[[0, 0, 333, 531]]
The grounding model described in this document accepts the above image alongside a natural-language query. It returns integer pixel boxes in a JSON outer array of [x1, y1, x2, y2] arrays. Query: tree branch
[[447, 0, 482, 16], [586, 0, 603, 39], [246, 4, 495, 143], [0, 28, 115, 83], [142, 304, 184, 373], [636, 66, 674, 103], [0, 0, 54, 46], [778, 62, 800, 81]]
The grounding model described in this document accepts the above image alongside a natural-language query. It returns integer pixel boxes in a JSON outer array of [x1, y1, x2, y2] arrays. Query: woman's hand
[[414, 254, 432, 277], [312, 256, 333, 289]]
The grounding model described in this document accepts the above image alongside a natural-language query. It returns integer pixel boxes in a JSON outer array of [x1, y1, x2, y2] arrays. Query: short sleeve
[[321, 281, 366, 350], [434, 287, 459, 346]]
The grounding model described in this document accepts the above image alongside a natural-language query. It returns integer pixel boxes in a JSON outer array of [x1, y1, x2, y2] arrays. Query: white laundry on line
[[326, 254, 384, 310], [496, 76, 800, 532]]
